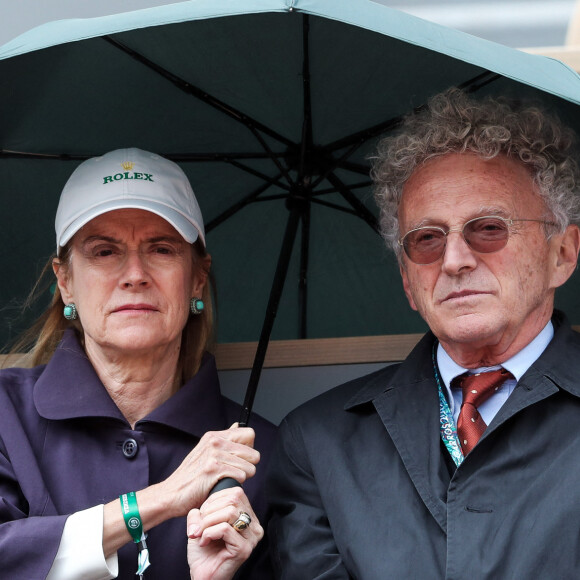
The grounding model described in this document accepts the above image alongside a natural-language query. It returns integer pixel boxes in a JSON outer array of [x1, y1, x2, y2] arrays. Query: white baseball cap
[[55, 148, 205, 251]]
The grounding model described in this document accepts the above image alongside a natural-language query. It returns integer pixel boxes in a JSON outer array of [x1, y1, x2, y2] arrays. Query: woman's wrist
[[136, 482, 182, 523]]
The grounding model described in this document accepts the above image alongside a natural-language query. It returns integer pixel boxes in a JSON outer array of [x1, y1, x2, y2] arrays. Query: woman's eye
[[94, 248, 114, 257]]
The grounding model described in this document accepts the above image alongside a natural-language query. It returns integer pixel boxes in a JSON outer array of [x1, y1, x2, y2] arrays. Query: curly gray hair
[[371, 87, 580, 260]]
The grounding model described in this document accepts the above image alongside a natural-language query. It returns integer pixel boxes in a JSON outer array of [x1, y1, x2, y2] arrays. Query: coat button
[[122, 438, 139, 459]]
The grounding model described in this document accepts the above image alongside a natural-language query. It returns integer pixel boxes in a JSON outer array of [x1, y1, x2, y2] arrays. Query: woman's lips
[[113, 304, 158, 313]]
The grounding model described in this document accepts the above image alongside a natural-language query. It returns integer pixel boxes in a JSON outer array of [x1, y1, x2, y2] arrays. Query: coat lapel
[[375, 381, 448, 532], [349, 333, 450, 532]]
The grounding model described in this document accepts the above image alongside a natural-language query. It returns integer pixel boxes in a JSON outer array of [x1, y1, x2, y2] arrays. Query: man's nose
[[440, 230, 478, 275]]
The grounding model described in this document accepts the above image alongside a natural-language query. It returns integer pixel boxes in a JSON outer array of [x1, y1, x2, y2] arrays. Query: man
[[267, 88, 580, 578]]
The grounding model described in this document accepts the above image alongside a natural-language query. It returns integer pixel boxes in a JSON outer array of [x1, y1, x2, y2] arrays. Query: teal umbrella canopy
[[1, 0, 580, 352]]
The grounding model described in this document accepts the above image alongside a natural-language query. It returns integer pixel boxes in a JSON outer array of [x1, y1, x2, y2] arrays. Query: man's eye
[[415, 230, 442, 244]]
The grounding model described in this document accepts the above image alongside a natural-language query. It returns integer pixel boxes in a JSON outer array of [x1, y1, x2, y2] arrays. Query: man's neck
[[438, 309, 553, 368]]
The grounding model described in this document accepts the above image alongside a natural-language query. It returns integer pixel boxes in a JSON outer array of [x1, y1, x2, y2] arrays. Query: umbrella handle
[[209, 477, 242, 495]]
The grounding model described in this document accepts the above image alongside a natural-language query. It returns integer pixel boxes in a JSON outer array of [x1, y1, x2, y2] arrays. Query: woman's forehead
[[76, 208, 185, 242]]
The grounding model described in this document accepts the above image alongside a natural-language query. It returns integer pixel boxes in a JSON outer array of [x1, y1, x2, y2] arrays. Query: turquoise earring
[[190, 298, 204, 315], [63, 303, 78, 320]]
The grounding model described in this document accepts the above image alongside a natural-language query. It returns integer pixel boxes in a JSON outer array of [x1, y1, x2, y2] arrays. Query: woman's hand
[[187, 487, 264, 580], [102, 425, 260, 559], [161, 424, 260, 518]]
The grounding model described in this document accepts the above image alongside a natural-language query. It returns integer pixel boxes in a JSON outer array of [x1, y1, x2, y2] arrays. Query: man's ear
[[550, 224, 580, 290], [400, 262, 418, 312], [52, 258, 74, 303]]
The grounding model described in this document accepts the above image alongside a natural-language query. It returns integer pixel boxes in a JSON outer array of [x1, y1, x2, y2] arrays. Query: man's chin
[[436, 314, 501, 345]]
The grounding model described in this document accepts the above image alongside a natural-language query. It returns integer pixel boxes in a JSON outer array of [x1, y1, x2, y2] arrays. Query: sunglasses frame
[[398, 215, 556, 265]]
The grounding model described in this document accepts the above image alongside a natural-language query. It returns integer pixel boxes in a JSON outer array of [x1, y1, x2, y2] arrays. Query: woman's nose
[[120, 251, 151, 288]]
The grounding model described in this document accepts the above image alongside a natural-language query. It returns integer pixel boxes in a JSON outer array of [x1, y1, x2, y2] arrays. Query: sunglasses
[[399, 215, 556, 265]]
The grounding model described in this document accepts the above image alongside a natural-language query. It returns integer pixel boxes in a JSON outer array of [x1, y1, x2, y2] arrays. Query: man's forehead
[[399, 153, 540, 223]]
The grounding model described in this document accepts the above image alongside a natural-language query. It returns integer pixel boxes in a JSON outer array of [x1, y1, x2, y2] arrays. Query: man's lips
[[441, 290, 490, 303]]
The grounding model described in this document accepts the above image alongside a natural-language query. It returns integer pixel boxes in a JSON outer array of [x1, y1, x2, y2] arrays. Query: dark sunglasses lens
[[404, 228, 446, 264], [464, 217, 509, 253]]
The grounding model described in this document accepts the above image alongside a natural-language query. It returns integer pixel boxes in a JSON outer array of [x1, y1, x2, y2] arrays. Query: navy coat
[[268, 311, 580, 579], [0, 329, 276, 579]]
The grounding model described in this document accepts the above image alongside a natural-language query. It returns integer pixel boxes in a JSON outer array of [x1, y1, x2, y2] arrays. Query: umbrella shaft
[[240, 205, 303, 424]]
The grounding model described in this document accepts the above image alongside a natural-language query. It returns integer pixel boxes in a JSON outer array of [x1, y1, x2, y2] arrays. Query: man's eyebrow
[[406, 207, 512, 230], [476, 206, 510, 218], [405, 216, 446, 230]]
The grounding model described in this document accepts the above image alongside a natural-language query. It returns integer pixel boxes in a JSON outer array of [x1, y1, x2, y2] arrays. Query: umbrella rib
[[253, 193, 288, 202], [0, 150, 285, 163], [310, 198, 360, 216], [102, 36, 297, 150], [331, 159, 372, 177], [310, 141, 366, 190], [326, 172, 380, 235], [205, 175, 283, 233], [244, 125, 295, 187], [322, 116, 404, 156], [0, 150, 93, 161], [166, 151, 285, 162], [225, 159, 291, 192], [313, 180, 373, 196], [321, 70, 502, 154]]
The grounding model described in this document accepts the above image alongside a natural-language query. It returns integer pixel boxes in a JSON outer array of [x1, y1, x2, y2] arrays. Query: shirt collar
[[437, 320, 554, 397]]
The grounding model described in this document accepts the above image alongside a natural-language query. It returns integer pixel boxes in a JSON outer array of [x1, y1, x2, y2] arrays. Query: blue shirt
[[437, 321, 554, 425]]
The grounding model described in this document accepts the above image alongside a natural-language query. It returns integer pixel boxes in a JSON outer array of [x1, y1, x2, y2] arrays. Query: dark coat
[[0, 329, 276, 580], [268, 311, 580, 579]]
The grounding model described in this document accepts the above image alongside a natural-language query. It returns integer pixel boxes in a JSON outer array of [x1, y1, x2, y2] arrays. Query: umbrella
[[2, 0, 580, 424]]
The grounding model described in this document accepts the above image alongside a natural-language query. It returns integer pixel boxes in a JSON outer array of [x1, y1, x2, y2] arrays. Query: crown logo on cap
[[121, 161, 135, 171]]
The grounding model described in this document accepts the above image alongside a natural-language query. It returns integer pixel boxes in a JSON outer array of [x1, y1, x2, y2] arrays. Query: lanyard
[[432, 341, 464, 467]]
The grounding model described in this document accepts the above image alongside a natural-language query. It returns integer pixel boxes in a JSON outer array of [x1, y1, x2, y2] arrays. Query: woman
[[0, 148, 275, 579]]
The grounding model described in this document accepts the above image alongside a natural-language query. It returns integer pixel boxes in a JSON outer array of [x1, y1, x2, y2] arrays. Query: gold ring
[[232, 512, 251, 531]]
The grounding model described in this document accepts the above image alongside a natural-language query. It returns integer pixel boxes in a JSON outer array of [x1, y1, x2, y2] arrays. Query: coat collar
[[344, 330, 437, 410], [34, 329, 226, 438], [528, 310, 580, 398]]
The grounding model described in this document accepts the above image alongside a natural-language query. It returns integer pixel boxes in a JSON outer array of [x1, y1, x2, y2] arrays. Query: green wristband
[[120, 491, 144, 543], [120, 492, 151, 576]]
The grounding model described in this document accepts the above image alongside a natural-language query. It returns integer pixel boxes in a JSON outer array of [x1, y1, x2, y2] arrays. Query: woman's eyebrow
[[80, 234, 121, 246], [146, 235, 184, 244]]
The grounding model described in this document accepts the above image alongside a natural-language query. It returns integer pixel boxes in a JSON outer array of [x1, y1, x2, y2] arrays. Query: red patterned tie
[[454, 368, 513, 454]]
